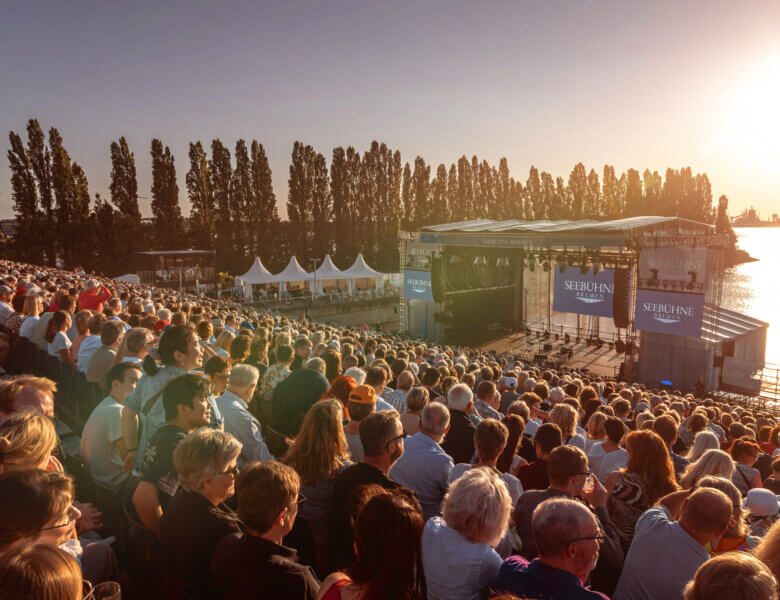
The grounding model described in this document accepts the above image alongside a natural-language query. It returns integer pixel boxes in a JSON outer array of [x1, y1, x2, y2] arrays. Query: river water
[[722, 227, 780, 366]]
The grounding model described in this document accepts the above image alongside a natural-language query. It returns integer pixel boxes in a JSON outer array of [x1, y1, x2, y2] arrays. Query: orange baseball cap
[[348, 385, 377, 405]]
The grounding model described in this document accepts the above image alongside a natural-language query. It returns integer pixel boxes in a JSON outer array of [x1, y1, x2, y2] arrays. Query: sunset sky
[[1, 0, 779, 220]]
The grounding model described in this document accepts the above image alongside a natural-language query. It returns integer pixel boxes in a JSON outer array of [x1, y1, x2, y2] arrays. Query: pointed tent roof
[[342, 253, 382, 278], [238, 257, 276, 284], [313, 255, 346, 280], [273, 256, 312, 282]]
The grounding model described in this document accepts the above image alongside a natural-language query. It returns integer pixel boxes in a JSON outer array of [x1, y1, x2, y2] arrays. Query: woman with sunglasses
[[158, 428, 242, 598]]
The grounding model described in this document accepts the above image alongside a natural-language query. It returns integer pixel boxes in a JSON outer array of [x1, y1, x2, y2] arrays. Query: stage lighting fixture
[[527, 256, 535, 272], [474, 256, 487, 266], [564, 333, 571, 344], [449, 255, 461, 264], [649, 268, 659, 287], [592, 263, 602, 276], [496, 257, 510, 268], [580, 264, 589, 275], [557, 261, 567, 273], [542, 260, 550, 272]]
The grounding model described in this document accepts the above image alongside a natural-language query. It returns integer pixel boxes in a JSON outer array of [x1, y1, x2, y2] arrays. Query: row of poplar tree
[[6, 119, 730, 277]]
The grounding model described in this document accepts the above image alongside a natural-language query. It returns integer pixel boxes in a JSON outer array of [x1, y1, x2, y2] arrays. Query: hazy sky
[[2, 1, 779, 220]]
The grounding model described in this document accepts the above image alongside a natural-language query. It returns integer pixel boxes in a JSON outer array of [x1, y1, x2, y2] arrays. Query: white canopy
[[113, 273, 140, 284], [313, 255, 345, 280], [342, 253, 382, 278], [238, 257, 276, 285], [273, 256, 312, 283]]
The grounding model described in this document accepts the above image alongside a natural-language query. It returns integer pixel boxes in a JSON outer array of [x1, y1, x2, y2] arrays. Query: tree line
[[6, 118, 730, 277]]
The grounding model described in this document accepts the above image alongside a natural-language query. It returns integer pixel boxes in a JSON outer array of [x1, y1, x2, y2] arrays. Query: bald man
[[383, 370, 414, 413], [613, 487, 732, 600]]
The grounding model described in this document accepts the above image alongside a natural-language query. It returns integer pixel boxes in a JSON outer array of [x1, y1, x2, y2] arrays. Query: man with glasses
[[495, 498, 609, 599], [327, 410, 410, 571], [211, 461, 320, 599], [513, 445, 624, 596]]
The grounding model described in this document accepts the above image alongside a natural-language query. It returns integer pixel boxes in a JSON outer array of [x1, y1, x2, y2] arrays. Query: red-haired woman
[[730, 436, 763, 496]]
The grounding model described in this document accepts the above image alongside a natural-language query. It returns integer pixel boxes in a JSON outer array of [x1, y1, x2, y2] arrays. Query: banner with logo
[[403, 270, 435, 302], [634, 289, 705, 337], [638, 247, 714, 285], [553, 267, 615, 318]]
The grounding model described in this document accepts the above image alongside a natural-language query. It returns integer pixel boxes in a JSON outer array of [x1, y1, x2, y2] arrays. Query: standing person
[[45, 310, 72, 362], [284, 399, 353, 575], [318, 489, 426, 600], [122, 325, 204, 471], [211, 462, 320, 600], [327, 411, 407, 571], [730, 436, 763, 495], [391, 402, 454, 521], [132, 373, 213, 539], [216, 364, 273, 466], [654, 414, 690, 480], [78, 279, 112, 313]]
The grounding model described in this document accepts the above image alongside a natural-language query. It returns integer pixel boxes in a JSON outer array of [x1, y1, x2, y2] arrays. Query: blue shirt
[[390, 432, 453, 521], [494, 556, 609, 600]]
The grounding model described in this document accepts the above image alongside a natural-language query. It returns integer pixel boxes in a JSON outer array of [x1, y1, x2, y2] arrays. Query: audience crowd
[[0, 259, 779, 600]]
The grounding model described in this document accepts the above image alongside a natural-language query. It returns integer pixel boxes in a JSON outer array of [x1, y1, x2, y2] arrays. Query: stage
[[476, 330, 627, 379]]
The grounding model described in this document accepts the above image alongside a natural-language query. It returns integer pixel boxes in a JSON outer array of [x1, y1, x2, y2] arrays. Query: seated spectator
[[318, 488, 425, 600], [283, 398, 353, 575], [654, 414, 690, 479], [86, 320, 124, 387], [694, 475, 760, 553], [500, 377, 520, 414], [441, 383, 477, 465], [216, 364, 272, 466], [159, 428, 242, 597], [613, 487, 733, 600], [244, 336, 269, 379], [475, 380, 503, 420], [516, 423, 563, 491], [494, 498, 609, 600], [271, 366, 330, 437], [364, 366, 397, 412], [202, 355, 229, 430], [384, 370, 414, 413], [0, 284, 16, 328], [606, 430, 679, 552], [45, 310, 72, 362], [212, 330, 234, 359], [390, 402, 454, 521], [680, 449, 735, 489], [744, 487, 780, 539], [448, 418, 522, 507], [762, 456, 780, 494], [291, 337, 312, 370], [13, 294, 44, 340], [0, 408, 62, 473], [550, 403, 586, 450], [211, 461, 320, 599], [400, 386, 429, 437], [584, 411, 607, 454], [755, 518, 780, 587], [133, 373, 213, 538], [110, 326, 154, 367], [588, 416, 628, 483], [67, 309, 92, 365], [76, 313, 105, 373], [343, 384, 377, 462], [683, 552, 777, 600], [497, 414, 528, 474], [328, 410, 406, 571], [33, 296, 76, 351], [422, 468, 511, 600], [730, 436, 763, 495], [0, 542, 83, 600], [80, 362, 142, 500]]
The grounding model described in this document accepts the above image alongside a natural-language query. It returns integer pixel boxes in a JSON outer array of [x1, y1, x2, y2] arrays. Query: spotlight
[[527, 256, 535, 272], [580, 264, 589, 275], [557, 261, 567, 273], [592, 263, 602, 276], [542, 261, 550, 272], [649, 268, 659, 287], [474, 256, 487, 266]]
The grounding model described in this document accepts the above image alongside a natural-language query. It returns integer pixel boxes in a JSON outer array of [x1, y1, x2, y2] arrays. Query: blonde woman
[[0, 542, 83, 600], [584, 411, 608, 453], [686, 430, 721, 462], [400, 386, 430, 437], [212, 330, 235, 359], [680, 449, 736, 489], [684, 552, 777, 600], [14, 295, 44, 340], [422, 468, 511, 600], [550, 404, 586, 450], [0, 408, 61, 473]]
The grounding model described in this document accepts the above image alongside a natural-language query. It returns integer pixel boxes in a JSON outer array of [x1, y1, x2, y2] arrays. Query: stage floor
[[476, 331, 626, 378]]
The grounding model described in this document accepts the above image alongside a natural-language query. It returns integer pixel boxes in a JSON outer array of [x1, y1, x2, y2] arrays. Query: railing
[[248, 288, 401, 310]]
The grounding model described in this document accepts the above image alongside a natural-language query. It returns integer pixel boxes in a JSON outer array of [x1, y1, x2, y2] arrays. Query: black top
[[327, 462, 402, 571], [141, 424, 187, 506], [211, 532, 320, 600], [159, 490, 241, 596], [518, 434, 537, 464], [244, 356, 268, 379], [441, 409, 476, 465]]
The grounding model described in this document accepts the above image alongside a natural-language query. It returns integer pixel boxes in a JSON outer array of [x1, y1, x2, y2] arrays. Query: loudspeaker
[[431, 257, 444, 303], [613, 268, 630, 328]]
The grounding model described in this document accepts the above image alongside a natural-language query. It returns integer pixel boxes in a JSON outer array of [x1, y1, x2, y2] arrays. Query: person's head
[[347, 384, 377, 422], [689, 412, 709, 435], [204, 355, 230, 395], [421, 368, 440, 388], [100, 320, 124, 347], [0, 470, 78, 549], [681, 449, 736, 489], [730, 436, 761, 466], [359, 410, 404, 467], [585, 412, 607, 441], [447, 383, 473, 413], [534, 423, 563, 458], [124, 326, 153, 358], [685, 552, 778, 600], [419, 401, 450, 440], [547, 445, 590, 495], [679, 487, 734, 545], [695, 475, 746, 538], [0, 377, 56, 422], [350, 488, 427, 600], [294, 337, 312, 358], [653, 414, 679, 447], [230, 335, 251, 364], [227, 364, 259, 402], [214, 330, 235, 353], [687, 430, 721, 462], [162, 373, 212, 430], [105, 361, 142, 404], [173, 428, 241, 505], [611, 398, 631, 419], [87, 313, 106, 335], [21, 295, 43, 318], [44, 310, 70, 343], [755, 519, 780, 589], [236, 461, 301, 539], [0, 543, 82, 600], [474, 418, 509, 463], [532, 498, 602, 584], [623, 430, 679, 504], [442, 468, 512, 547], [146, 325, 201, 375], [321, 349, 341, 381], [284, 398, 348, 486], [0, 409, 58, 473], [550, 404, 579, 439], [405, 386, 429, 413], [476, 380, 497, 402], [396, 370, 414, 392]]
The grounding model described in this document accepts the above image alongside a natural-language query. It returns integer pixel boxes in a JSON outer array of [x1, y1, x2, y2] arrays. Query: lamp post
[[311, 257, 321, 300]]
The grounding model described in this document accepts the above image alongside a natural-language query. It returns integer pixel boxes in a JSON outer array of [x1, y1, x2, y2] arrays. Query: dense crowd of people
[[0, 258, 778, 600]]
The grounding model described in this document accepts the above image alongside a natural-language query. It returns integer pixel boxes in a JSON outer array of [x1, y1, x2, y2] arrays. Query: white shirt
[[48, 331, 71, 357], [18, 315, 39, 340], [588, 442, 628, 483], [0, 301, 14, 327], [216, 389, 273, 467], [77, 335, 102, 373], [80, 396, 127, 489]]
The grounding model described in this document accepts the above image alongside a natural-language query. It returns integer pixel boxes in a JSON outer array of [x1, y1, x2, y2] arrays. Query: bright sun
[[719, 53, 780, 166]]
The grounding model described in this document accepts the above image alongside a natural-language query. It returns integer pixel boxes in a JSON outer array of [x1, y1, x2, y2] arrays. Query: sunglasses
[[38, 504, 78, 532], [219, 465, 239, 479], [287, 493, 307, 511], [384, 432, 408, 450]]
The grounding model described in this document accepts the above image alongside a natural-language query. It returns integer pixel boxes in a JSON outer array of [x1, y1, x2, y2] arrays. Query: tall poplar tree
[[109, 137, 142, 261], [7, 129, 44, 262], [150, 138, 184, 249], [250, 140, 279, 264], [186, 141, 214, 250], [231, 139, 253, 268], [210, 139, 233, 270]]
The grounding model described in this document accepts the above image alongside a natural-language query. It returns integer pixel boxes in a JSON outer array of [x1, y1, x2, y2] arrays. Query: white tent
[[238, 257, 276, 285], [113, 273, 140, 284], [273, 256, 312, 296], [311, 255, 347, 294], [342, 253, 383, 291]]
